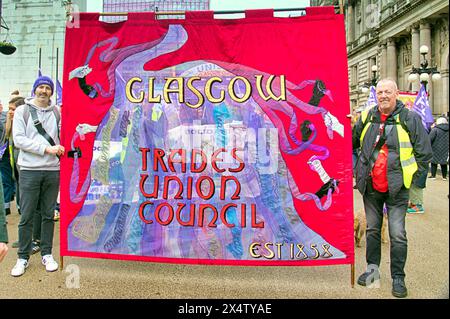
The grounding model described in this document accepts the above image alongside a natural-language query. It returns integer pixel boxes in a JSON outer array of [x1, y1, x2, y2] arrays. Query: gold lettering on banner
[[204, 77, 225, 103], [125, 75, 287, 107], [248, 242, 334, 260], [125, 77, 145, 103], [185, 76, 204, 109], [255, 75, 286, 102], [296, 244, 308, 260]]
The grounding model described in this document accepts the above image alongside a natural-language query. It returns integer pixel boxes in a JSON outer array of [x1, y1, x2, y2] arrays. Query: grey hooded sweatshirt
[[12, 97, 60, 171]]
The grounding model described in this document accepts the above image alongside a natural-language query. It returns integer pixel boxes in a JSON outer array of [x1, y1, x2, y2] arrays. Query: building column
[[411, 24, 420, 92], [386, 38, 397, 81], [347, 2, 354, 43], [360, 0, 366, 36], [420, 20, 434, 111], [439, 69, 449, 116], [380, 41, 387, 79]]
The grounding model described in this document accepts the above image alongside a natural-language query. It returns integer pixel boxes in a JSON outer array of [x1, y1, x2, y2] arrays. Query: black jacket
[[352, 100, 433, 196], [429, 123, 449, 165]]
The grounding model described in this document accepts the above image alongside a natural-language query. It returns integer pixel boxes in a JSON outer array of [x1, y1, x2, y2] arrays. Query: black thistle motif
[[308, 79, 326, 107]]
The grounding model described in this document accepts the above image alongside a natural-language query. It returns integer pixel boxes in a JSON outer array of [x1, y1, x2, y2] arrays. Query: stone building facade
[[0, 0, 211, 103], [311, 0, 449, 116], [0, 0, 86, 103]]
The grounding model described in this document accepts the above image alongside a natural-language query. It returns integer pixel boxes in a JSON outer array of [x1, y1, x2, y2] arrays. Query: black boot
[[392, 277, 408, 298]]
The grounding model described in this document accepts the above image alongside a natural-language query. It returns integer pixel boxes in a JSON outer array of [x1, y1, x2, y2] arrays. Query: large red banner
[[61, 7, 354, 266]]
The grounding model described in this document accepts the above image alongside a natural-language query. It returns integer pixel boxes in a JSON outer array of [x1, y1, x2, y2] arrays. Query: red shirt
[[371, 114, 389, 192]]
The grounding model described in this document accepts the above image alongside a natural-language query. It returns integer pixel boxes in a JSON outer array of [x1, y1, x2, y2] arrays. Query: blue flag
[[412, 84, 434, 132]]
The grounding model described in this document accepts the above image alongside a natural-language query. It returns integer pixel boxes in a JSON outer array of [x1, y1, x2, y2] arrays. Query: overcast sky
[[86, 0, 310, 17]]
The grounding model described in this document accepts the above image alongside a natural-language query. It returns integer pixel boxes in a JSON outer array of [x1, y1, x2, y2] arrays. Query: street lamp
[[408, 45, 441, 91], [361, 65, 378, 93]]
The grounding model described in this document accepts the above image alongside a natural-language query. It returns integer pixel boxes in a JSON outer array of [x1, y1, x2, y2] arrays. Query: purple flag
[[412, 84, 434, 132], [56, 79, 63, 105], [361, 85, 377, 111]]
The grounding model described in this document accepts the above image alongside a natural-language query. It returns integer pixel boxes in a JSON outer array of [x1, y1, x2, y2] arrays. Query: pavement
[[0, 176, 448, 299]]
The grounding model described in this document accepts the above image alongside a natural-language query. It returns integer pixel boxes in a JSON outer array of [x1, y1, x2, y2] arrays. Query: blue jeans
[[363, 185, 409, 279], [17, 170, 60, 260]]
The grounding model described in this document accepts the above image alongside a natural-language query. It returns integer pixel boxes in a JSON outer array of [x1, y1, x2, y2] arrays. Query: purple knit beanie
[[33, 76, 54, 95]]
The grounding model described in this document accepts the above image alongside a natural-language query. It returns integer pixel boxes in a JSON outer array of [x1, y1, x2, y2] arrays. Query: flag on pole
[[412, 84, 434, 132], [366, 86, 378, 109], [358, 86, 377, 112], [56, 79, 62, 105]]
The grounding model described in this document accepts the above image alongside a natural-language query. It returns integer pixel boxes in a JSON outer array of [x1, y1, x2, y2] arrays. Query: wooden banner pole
[[351, 263, 355, 287], [60, 255, 64, 271], [339, 0, 344, 15]]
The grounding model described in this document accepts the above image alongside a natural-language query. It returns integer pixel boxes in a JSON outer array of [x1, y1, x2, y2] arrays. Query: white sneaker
[[42, 255, 59, 272], [11, 259, 29, 277]]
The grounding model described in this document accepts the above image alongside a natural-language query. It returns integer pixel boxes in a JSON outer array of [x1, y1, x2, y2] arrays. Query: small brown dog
[[354, 209, 388, 247]]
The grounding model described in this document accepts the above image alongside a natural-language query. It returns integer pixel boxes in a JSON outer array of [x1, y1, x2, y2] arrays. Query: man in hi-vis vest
[[352, 78, 432, 298]]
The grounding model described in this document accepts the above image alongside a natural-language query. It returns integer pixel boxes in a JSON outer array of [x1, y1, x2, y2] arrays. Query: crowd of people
[[0, 77, 448, 299]]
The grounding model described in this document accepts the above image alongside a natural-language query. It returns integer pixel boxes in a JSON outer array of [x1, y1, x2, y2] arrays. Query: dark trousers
[[17, 170, 60, 260], [33, 203, 42, 242], [363, 185, 409, 279], [0, 147, 15, 206], [430, 163, 448, 179]]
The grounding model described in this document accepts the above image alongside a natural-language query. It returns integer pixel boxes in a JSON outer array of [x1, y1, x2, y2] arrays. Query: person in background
[[428, 117, 449, 180], [0, 173, 8, 263], [5, 95, 25, 215], [351, 108, 362, 189], [1, 100, 16, 217]]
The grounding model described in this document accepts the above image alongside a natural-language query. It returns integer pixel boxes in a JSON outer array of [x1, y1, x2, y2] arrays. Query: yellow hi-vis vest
[[359, 109, 418, 189]]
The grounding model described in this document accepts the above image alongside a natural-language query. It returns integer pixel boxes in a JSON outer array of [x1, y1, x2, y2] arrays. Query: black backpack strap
[[28, 106, 56, 146], [367, 120, 393, 173], [28, 107, 60, 160]]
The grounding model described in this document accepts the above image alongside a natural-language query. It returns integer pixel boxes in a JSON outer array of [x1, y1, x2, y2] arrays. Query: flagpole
[[38, 47, 41, 72], [351, 264, 355, 288], [56, 47, 59, 104]]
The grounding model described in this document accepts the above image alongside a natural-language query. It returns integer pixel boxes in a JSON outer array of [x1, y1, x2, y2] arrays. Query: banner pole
[[339, 0, 344, 14], [351, 263, 355, 287], [60, 255, 64, 271], [97, 6, 341, 17]]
